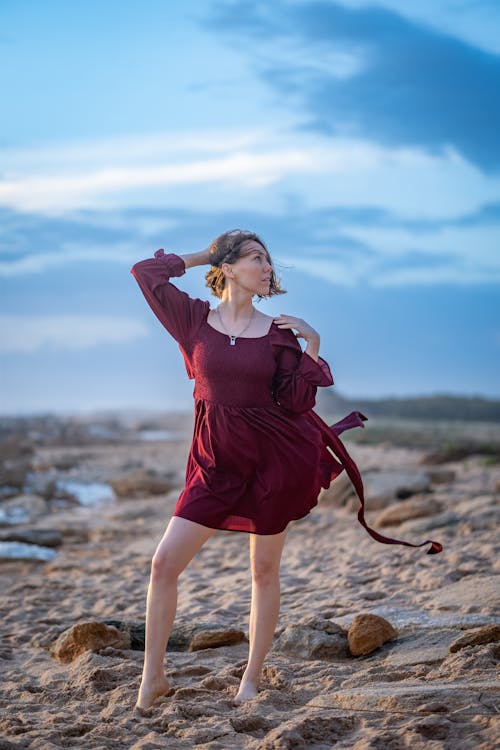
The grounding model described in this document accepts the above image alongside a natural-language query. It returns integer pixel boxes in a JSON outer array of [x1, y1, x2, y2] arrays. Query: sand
[[0, 418, 499, 749]]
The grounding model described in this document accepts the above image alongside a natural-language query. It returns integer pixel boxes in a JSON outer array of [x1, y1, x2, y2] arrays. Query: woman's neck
[[218, 290, 254, 322]]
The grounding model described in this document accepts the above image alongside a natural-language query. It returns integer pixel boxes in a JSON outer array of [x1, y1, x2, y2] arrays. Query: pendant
[[229, 335, 236, 345]]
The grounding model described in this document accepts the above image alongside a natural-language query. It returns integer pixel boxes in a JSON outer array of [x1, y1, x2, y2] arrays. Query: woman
[[130, 229, 442, 712]]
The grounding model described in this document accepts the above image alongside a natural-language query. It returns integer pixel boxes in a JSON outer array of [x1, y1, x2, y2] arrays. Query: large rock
[[273, 617, 349, 660], [318, 472, 355, 508], [0, 528, 62, 547], [310, 679, 498, 714], [50, 622, 130, 663], [384, 628, 461, 667], [420, 467, 456, 483], [359, 470, 432, 509], [375, 495, 443, 527], [347, 613, 397, 656], [399, 510, 461, 534], [422, 575, 500, 613], [449, 625, 500, 653], [110, 468, 178, 498], [0, 494, 48, 525]]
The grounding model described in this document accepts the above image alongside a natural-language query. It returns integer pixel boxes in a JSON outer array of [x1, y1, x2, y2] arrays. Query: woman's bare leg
[[233, 527, 288, 705], [135, 516, 215, 711]]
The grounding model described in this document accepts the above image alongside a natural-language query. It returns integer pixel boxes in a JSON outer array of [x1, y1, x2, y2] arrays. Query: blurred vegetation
[[316, 391, 500, 461]]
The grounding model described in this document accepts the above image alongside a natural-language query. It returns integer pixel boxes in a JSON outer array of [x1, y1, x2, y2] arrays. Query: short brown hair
[[205, 229, 286, 300]]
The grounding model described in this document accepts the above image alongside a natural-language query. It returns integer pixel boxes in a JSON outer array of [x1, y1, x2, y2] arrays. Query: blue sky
[[1, 0, 499, 415]]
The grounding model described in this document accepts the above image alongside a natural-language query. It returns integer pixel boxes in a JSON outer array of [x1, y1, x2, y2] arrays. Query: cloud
[[207, 1, 500, 173], [0, 315, 149, 352], [1, 194, 499, 288], [2, 128, 499, 221], [0, 141, 332, 214]]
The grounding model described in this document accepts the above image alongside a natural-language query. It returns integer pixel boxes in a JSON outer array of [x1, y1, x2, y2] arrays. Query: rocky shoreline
[[0, 412, 498, 749]]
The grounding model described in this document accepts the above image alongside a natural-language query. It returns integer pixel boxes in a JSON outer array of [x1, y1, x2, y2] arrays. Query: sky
[[1, 0, 499, 415]]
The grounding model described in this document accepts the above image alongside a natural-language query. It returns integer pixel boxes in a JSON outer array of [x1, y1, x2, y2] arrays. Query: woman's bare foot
[[233, 677, 259, 706], [135, 675, 169, 712]]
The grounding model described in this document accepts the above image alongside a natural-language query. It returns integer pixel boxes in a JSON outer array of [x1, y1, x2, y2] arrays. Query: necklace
[[216, 306, 255, 345]]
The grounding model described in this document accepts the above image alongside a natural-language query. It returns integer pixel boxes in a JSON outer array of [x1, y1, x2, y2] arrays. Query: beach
[[0, 411, 498, 749]]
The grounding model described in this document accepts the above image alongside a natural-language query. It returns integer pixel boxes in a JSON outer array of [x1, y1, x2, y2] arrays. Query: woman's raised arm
[[130, 249, 210, 346]]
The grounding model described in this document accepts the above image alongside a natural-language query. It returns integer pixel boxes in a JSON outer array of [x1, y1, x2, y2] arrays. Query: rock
[[189, 627, 246, 651], [399, 510, 461, 533], [110, 468, 178, 498], [0, 541, 57, 562], [449, 625, 500, 652], [361, 470, 432, 508], [19, 471, 58, 500], [318, 472, 355, 508], [384, 629, 461, 667], [259, 713, 358, 749], [456, 494, 496, 514], [311, 679, 498, 713], [273, 617, 349, 660], [100, 618, 245, 652], [0, 494, 48, 525], [0, 528, 62, 547], [459, 506, 499, 531], [422, 575, 500, 613], [0, 460, 31, 490], [421, 443, 500, 464], [375, 496, 443, 527], [50, 622, 131, 663], [347, 614, 397, 656], [423, 467, 456, 484]]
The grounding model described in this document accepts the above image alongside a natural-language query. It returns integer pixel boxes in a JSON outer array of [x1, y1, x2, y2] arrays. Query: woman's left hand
[[273, 314, 320, 343]]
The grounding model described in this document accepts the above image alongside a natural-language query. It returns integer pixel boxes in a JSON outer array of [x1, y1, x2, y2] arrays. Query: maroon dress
[[131, 250, 442, 554]]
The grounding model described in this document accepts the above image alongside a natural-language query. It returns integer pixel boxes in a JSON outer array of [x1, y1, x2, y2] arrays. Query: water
[[0, 541, 57, 562], [137, 429, 180, 441], [56, 480, 115, 507]]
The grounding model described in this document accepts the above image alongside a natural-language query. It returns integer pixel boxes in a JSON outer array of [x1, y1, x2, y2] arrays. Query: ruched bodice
[[192, 320, 277, 407]]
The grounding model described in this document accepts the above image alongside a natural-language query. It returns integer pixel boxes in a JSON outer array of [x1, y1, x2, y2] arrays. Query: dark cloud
[[206, 1, 500, 173]]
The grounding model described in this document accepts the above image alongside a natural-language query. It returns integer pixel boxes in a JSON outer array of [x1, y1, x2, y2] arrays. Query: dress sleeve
[[271, 327, 334, 414], [130, 249, 209, 345]]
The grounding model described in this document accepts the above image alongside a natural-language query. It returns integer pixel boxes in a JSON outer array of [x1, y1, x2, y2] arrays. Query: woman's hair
[[205, 229, 286, 300]]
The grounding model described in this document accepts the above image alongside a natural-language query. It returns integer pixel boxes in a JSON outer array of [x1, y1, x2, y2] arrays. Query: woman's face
[[224, 240, 273, 296]]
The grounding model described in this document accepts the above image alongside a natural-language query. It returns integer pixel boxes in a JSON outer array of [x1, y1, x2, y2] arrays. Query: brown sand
[[0, 426, 499, 749]]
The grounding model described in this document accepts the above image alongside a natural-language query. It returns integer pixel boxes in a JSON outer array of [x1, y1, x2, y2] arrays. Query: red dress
[[131, 250, 442, 554]]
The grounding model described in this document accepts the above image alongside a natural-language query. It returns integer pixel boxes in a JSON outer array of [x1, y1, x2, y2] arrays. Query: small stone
[[347, 614, 397, 656], [449, 624, 500, 653], [50, 622, 130, 663]]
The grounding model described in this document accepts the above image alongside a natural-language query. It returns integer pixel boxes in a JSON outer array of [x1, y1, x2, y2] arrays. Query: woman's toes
[[233, 680, 259, 706]]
